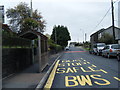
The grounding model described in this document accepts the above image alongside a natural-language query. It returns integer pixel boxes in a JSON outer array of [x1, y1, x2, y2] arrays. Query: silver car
[[102, 44, 120, 58]]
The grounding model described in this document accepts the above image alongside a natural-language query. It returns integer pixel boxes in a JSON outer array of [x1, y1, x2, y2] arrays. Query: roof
[[90, 26, 120, 37], [19, 30, 48, 40], [90, 28, 105, 37], [2, 24, 12, 32]]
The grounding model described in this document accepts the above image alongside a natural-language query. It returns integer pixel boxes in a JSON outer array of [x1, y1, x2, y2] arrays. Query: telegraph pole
[[31, 0, 33, 17], [111, 0, 115, 43], [55, 29, 57, 44]]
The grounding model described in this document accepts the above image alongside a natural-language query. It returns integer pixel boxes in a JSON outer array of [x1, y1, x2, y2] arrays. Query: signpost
[[0, 5, 4, 90]]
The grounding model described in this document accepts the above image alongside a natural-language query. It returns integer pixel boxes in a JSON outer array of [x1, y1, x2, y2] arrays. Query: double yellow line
[[44, 60, 60, 90]]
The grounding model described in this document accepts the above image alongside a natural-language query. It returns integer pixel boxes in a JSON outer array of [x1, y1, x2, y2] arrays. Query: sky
[[1, 0, 119, 42]]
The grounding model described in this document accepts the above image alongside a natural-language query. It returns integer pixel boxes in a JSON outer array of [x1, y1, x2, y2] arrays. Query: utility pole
[[85, 33, 87, 42], [111, 0, 115, 43], [55, 29, 57, 44], [31, 0, 33, 17]]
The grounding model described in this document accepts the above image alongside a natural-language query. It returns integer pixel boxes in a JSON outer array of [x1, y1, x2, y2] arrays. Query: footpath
[[2, 52, 63, 90]]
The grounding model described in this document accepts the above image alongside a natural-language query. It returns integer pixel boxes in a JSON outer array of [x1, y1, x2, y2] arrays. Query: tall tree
[[51, 25, 71, 47], [6, 2, 46, 33]]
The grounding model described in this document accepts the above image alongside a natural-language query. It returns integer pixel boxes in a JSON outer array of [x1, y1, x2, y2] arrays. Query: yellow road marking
[[87, 62, 90, 64], [44, 60, 60, 89], [114, 77, 120, 81], [92, 64, 97, 67]]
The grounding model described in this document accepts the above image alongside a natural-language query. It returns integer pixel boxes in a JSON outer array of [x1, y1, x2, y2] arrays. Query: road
[[44, 47, 120, 89]]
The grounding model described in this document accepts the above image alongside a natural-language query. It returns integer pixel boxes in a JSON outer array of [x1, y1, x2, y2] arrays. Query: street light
[[80, 29, 84, 43]]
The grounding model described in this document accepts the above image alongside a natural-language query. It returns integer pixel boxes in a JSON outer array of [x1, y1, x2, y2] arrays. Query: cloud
[[1, 0, 118, 42]]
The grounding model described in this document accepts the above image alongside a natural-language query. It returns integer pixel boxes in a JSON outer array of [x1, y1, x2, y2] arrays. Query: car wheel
[[97, 52, 98, 56], [102, 54, 104, 57], [117, 55, 120, 61], [89, 51, 91, 54]]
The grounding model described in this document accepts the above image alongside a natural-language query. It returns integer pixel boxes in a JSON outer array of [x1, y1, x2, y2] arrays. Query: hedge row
[[49, 43, 62, 52], [2, 36, 31, 48]]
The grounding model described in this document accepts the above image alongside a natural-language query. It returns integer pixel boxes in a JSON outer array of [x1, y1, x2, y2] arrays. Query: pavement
[[2, 52, 62, 90], [42, 47, 120, 89]]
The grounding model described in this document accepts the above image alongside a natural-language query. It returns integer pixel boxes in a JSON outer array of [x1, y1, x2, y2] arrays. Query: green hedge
[[49, 43, 62, 52], [2, 35, 31, 48]]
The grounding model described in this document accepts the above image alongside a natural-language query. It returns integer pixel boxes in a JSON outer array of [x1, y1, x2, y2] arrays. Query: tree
[[6, 2, 46, 33], [21, 18, 39, 32], [98, 33, 117, 44], [51, 25, 71, 47]]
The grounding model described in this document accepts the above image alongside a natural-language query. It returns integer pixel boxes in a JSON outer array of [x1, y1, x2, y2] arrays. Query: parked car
[[102, 44, 120, 58], [65, 46, 69, 50], [117, 51, 120, 61], [92, 43, 106, 55]]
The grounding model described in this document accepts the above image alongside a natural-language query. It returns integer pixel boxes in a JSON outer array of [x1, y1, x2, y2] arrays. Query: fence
[[2, 48, 32, 78], [2, 35, 32, 78]]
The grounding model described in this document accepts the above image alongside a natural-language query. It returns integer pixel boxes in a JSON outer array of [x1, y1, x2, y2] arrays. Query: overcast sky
[[1, 0, 119, 42]]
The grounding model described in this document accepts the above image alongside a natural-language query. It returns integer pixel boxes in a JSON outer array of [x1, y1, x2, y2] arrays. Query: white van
[[93, 43, 106, 55]]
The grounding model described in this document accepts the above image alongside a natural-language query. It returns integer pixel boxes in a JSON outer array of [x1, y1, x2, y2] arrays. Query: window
[[111, 45, 120, 49], [106, 46, 109, 49]]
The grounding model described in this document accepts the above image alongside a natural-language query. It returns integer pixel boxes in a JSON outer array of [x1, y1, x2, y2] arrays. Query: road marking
[[65, 51, 86, 53], [88, 66, 108, 74], [44, 60, 60, 89], [81, 58, 84, 60], [114, 77, 120, 81], [87, 62, 90, 64], [65, 75, 111, 87], [92, 64, 97, 67], [90, 75, 111, 85]]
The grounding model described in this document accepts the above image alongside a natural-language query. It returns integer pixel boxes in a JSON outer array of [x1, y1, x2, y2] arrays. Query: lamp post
[[80, 29, 84, 43]]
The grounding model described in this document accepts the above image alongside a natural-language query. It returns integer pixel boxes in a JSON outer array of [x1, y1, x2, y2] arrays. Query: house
[[90, 28, 105, 45], [90, 26, 120, 45]]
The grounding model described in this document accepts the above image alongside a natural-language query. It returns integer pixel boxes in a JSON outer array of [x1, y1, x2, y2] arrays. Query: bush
[[2, 30, 31, 48], [55, 45, 62, 52], [48, 39, 62, 53]]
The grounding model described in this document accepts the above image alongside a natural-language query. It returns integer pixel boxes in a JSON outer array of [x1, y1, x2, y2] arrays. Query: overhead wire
[[93, 0, 120, 31]]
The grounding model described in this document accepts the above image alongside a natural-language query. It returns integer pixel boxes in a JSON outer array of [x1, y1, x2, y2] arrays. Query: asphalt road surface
[[44, 47, 120, 89]]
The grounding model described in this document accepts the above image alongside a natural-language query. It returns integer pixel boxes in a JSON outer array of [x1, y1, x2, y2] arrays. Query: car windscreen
[[97, 45, 105, 47], [111, 45, 120, 49]]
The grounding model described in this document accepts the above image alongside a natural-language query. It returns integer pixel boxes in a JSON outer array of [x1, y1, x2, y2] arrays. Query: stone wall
[[2, 48, 32, 78]]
